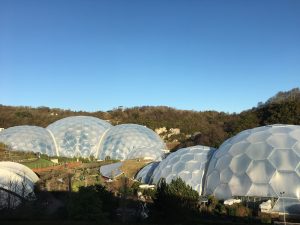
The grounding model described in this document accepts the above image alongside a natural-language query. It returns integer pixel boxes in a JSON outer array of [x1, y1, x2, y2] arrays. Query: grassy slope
[[22, 158, 55, 169]]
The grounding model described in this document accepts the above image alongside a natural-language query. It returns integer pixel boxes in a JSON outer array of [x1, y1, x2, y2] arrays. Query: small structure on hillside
[[50, 158, 59, 164], [155, 127, 167, 135], [224, 198, 241, 206]]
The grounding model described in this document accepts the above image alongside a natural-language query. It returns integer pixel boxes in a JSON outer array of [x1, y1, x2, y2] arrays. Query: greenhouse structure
[[1, 116, 300, 214], [137, 125, 300, 214], [0, 161, 39, 209], [0, 116, 166, 161]]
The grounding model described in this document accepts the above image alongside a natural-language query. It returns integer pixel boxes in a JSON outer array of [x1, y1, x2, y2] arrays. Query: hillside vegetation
[[1, 88, 300, 149]]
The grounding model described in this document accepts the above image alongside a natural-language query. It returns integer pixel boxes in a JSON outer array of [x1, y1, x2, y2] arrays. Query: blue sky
[[0, 0, 299, 113]]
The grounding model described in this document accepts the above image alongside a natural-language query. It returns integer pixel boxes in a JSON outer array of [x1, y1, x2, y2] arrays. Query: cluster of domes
[[136, 124, 300, 214], [0, 116, 166, 161], [2, 117, 300, 213], [0, 162, 39, 209]]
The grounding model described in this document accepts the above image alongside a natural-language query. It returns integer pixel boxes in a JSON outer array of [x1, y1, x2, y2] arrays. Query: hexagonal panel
[[207, 170, 220, 192], [246, 142, 274, 160], [168, 156, 180, 165], [181, 153, 195, 162], [253, 126, 271, 133], [269, 125, 293, 134], [296, 164, 300, 177], [246, 160, 276, 183], [228, 141, 250, 156], [292, 142, 300, 157], [268, 149, 300, 171], [191, 170, 203, 184], [215, 142, 231, 158], [247, 131, 272, 143], [267, 134, 297, 149], [173, 162, 186, 172], [160, 166, 172, 177], [228, 174, 252, 196], [216, 154, 232, 171], [220, 168, 233, 183], [289, 129, 300, 142], [194, 153, 209, 162], [270, 171, 300, 198], [229, 154, 251, 175], [214, 184, 232, 200], [185, 161, 200, 171], [178, 171, 192, 181], [207, 157, 217, 171], [247, 183, 270, 197], [230, 130, 251, 143]]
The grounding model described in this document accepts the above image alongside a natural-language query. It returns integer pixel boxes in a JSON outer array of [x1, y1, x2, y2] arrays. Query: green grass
[[22, 158, 55, 169]]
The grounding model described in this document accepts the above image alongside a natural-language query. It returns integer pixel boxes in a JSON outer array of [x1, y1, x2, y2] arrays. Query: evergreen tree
[[153, 178, 199, 222]]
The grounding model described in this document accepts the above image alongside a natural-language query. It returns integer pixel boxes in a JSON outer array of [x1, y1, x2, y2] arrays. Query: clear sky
[[0, 0, 299, 113]]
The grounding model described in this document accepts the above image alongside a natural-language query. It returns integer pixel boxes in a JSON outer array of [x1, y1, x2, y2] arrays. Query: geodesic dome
[[0, 161, 39, 183], [0, 116, 166, 161], [0, 162, 38, 209], [205, 125, 300, 213], [47, 116, 112, 158], [136, 162, 160, 184], [0, 126, 56, 156], [150, 145, 215, 194], [97, 124, 166, 160], [127, 147, 164, 161]]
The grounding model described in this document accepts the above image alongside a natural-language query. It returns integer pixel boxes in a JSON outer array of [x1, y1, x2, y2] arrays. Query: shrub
[[226, 203, 252, 217], [214, 202, 227, 215], [68, 185, 117, 222], [153, 178, 199, 221]]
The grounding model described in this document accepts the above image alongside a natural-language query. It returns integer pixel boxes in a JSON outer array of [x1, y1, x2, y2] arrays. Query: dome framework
[[205, 125, 300, 214], [0, 116, 166, 161], [138, 145, 215, 194], [0, 126, 56, 156], [0, 162, 39, 209]]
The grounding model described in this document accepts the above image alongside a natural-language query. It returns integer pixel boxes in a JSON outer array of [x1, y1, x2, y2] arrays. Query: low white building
[[50, 158, 59, 164], [155, 127, 167, 135]]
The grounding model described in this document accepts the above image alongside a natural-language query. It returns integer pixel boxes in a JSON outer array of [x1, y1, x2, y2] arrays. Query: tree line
[[1, 88, 300, 149]]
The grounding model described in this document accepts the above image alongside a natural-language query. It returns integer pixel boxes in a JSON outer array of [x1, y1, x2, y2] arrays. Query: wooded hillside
[[1, 88, 300, 149]]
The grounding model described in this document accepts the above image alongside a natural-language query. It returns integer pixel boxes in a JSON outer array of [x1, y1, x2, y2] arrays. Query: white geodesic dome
[[205, 125, 300, 213], [0, 126, 56, 156], [135, 162, 160, 184], [47, 116, 112, 158], [127, 147, 164, 161], [0, 161, 39, 183], [97, 124, 166, 160], [0, 162, 39, 209], [0, 117, 166, 161], [150, 145, 215, 194]]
